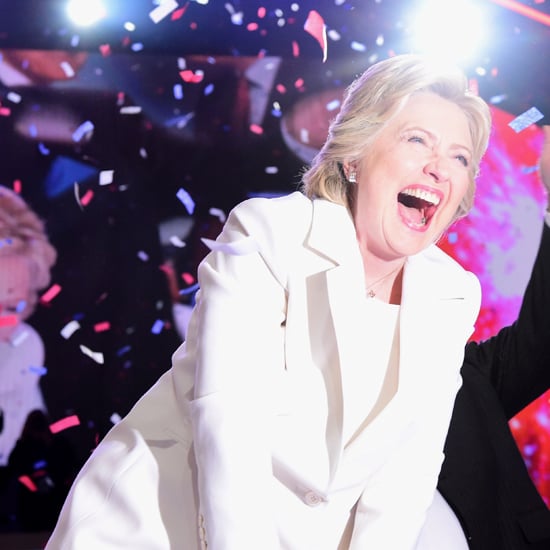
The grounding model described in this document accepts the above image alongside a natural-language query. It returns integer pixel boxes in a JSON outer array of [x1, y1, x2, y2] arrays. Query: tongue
[[398, 202, 424, 224]]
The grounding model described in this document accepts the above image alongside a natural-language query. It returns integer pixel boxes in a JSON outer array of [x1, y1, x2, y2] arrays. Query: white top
[[0, 322, 47, 465]]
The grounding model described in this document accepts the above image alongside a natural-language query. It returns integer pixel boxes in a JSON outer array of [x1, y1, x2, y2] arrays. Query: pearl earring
[[348, 171, 357, 184]]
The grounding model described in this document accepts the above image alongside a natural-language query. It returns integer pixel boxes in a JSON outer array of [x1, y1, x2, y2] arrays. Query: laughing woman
[[46, 54, 491, 550]]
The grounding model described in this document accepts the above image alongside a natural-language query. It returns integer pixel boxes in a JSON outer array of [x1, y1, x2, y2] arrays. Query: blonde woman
[[47, 54, 491, 550]]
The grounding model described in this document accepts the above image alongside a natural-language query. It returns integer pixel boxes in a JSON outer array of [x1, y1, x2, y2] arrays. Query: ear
[[342, 162, 354, 179]]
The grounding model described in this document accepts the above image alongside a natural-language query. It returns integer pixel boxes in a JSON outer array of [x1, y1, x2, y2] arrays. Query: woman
[[0, 186, 57, 467], [46, 54, 491, 549]]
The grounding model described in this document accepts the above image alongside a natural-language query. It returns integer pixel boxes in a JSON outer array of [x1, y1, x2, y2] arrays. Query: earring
[[348, 171, 357, 184]]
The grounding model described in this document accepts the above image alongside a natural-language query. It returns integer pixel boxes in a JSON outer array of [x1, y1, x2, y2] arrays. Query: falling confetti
[[509, 106, 544, 133], [304, 10, 328, 62]]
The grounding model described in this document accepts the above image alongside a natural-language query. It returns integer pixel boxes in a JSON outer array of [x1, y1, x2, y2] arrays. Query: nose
[[423, 156, 450, 183]]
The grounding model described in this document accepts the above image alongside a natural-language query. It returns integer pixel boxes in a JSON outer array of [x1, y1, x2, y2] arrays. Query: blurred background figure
[[7, 409, 79, 532], [0, 186, 56, 467]]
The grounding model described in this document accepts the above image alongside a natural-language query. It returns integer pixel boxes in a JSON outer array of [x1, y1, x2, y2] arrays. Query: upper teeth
[[400, 188, 440, 206]]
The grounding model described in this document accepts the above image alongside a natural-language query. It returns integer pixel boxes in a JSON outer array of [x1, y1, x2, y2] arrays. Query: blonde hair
[[0, 186, 57, 319], [301, 54, 492, 221]]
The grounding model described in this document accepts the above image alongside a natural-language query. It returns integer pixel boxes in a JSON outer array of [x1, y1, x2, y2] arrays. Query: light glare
[[66, 0, 107, 27]]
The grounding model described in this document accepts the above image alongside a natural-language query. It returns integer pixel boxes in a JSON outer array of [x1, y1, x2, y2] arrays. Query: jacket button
[[304, 491, 323, 506]]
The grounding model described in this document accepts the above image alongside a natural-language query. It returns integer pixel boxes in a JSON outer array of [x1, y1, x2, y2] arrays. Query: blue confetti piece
[[447, 232, 458, 244], [176, 187, 195, 214], [204, 83, 215, 96], [72, 120, 95, 143], [151, 319, 164, 334], [179, 283, 200, 295], [33, 460, 47, 470], [15, 300, 27, 313], [116, 345, 132, 357], [29, 365, 48, 376], [173, 84, 183, 100], [509, 107, 544, 133], [38, 142, 50, 155]]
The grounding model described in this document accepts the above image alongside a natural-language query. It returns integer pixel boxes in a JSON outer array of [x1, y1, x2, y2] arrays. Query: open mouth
[[397, 187, 441, 229]]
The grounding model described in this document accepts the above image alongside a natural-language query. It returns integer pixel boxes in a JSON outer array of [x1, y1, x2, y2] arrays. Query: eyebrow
[[404, 125, 473, 156]]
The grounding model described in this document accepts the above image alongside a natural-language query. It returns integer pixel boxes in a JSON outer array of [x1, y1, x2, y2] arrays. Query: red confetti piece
[[181, 272, 195, 285], [292, 41, 300, 57], [18, 476, 37, 492], [94, 321, 111, 333], [247, 22, 259, 31], [276, 84, 287, 94], [304, 10, 328, 62], [294, 78, 305, 88], [40, 283, 62, 304], [49, 415, 80, 434], [0, 106, 11, 116], [80, 189, 94, 206], [171, 4, 189, 21], [249, 123, 264, 135], [0, 314, 18, 328], [99, 44, 111, 57], [179, 70, 204, 83], [13, 179, 22, 194], [258, 7, 266, 18]]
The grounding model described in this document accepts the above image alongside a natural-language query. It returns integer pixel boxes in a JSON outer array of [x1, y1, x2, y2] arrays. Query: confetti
[[29, 365, 48, 376], [99, 170, 114, 185], [60, 61, 75, 78], [179, 70, 204, 83], [6, 91, 21, 104], [18, 476, 37, 492], [250, 123, 264, 135], [508, 106, 544, 133], [0, 314, 18, 328], [151, 319, 165, 334], [80, 189, 94, 206], [79, 344, 104, 364], [176, 187, 196, 214], [10, 329, 29, 347], [209, 207, 227, 222], [304, 10, 328, 62], [40, 283, 62, 304], [49, 415, 80, 434], [110, 413, 122, 424], [119, 106, 142, 115], [72, 120, 95, 143], [182, 272, 195, 285], [169, 235, 186, 247], [94, 321, 111, 333], [60, 320, 81, 339], [149, 0, 178, 24], [137, 250, 150, 262]]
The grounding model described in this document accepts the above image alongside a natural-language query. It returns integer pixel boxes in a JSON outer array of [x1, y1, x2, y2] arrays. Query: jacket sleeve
[[186, 197, 290, 549], [463, 221, 550, 418]]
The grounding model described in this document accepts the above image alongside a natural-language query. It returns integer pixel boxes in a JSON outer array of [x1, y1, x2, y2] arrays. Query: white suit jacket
[[46, 192, 481, 550]]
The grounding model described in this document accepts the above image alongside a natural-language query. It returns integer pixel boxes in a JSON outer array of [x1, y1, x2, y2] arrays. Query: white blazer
[[46, 192, 481, 550]]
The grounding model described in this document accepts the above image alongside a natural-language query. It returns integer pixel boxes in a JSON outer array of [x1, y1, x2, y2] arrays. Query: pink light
[[489, 0, 550, 27]]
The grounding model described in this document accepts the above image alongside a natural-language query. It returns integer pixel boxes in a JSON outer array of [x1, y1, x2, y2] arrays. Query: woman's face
[[0, 255, 31, 342], [351, 92, 473, 262]]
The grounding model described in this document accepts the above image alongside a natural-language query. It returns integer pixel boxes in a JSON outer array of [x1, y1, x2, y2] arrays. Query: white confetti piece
[[99, 169, 114, 186], [80, 345, 104, 364], [61, 320, 81, 339], [209, 207, 227, 223], [149, 0, 178, 24], [176, 187, 195, 214], [509, 107, 544, 133], [120, 106, 142, 115]]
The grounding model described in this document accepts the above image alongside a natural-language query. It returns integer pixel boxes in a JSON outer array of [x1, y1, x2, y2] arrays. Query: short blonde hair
[[0, 186, 57, 319], [301, 54, 492, 220]]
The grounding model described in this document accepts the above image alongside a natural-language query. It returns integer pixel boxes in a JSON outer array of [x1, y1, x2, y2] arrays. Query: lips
[[397, 186, 442, 230]]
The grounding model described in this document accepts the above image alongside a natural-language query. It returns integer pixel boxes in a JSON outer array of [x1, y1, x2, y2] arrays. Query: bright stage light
[[66, 0, 107, 27], [406, 0, 489, 64]]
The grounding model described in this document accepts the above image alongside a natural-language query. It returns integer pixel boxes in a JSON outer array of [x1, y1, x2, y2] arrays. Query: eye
[[408, 135, 426, 145], [455, 154, 469, 167]]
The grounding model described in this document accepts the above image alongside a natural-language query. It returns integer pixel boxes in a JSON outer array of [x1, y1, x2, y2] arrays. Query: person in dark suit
[[416, 126, 550, 549]]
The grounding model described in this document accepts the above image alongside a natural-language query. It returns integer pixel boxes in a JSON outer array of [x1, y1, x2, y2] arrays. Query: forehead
[[386, 92, 472, 146]]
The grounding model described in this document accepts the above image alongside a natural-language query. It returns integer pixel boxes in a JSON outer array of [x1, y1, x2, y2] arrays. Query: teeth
[[401, 188, 440, 206]]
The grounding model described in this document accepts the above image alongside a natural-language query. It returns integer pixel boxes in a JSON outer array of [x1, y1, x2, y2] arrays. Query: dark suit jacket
[[439, 223, 550, 549]]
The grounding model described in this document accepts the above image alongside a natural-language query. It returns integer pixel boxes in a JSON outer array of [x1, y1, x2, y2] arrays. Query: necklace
[[365, 264, 403, 298]]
